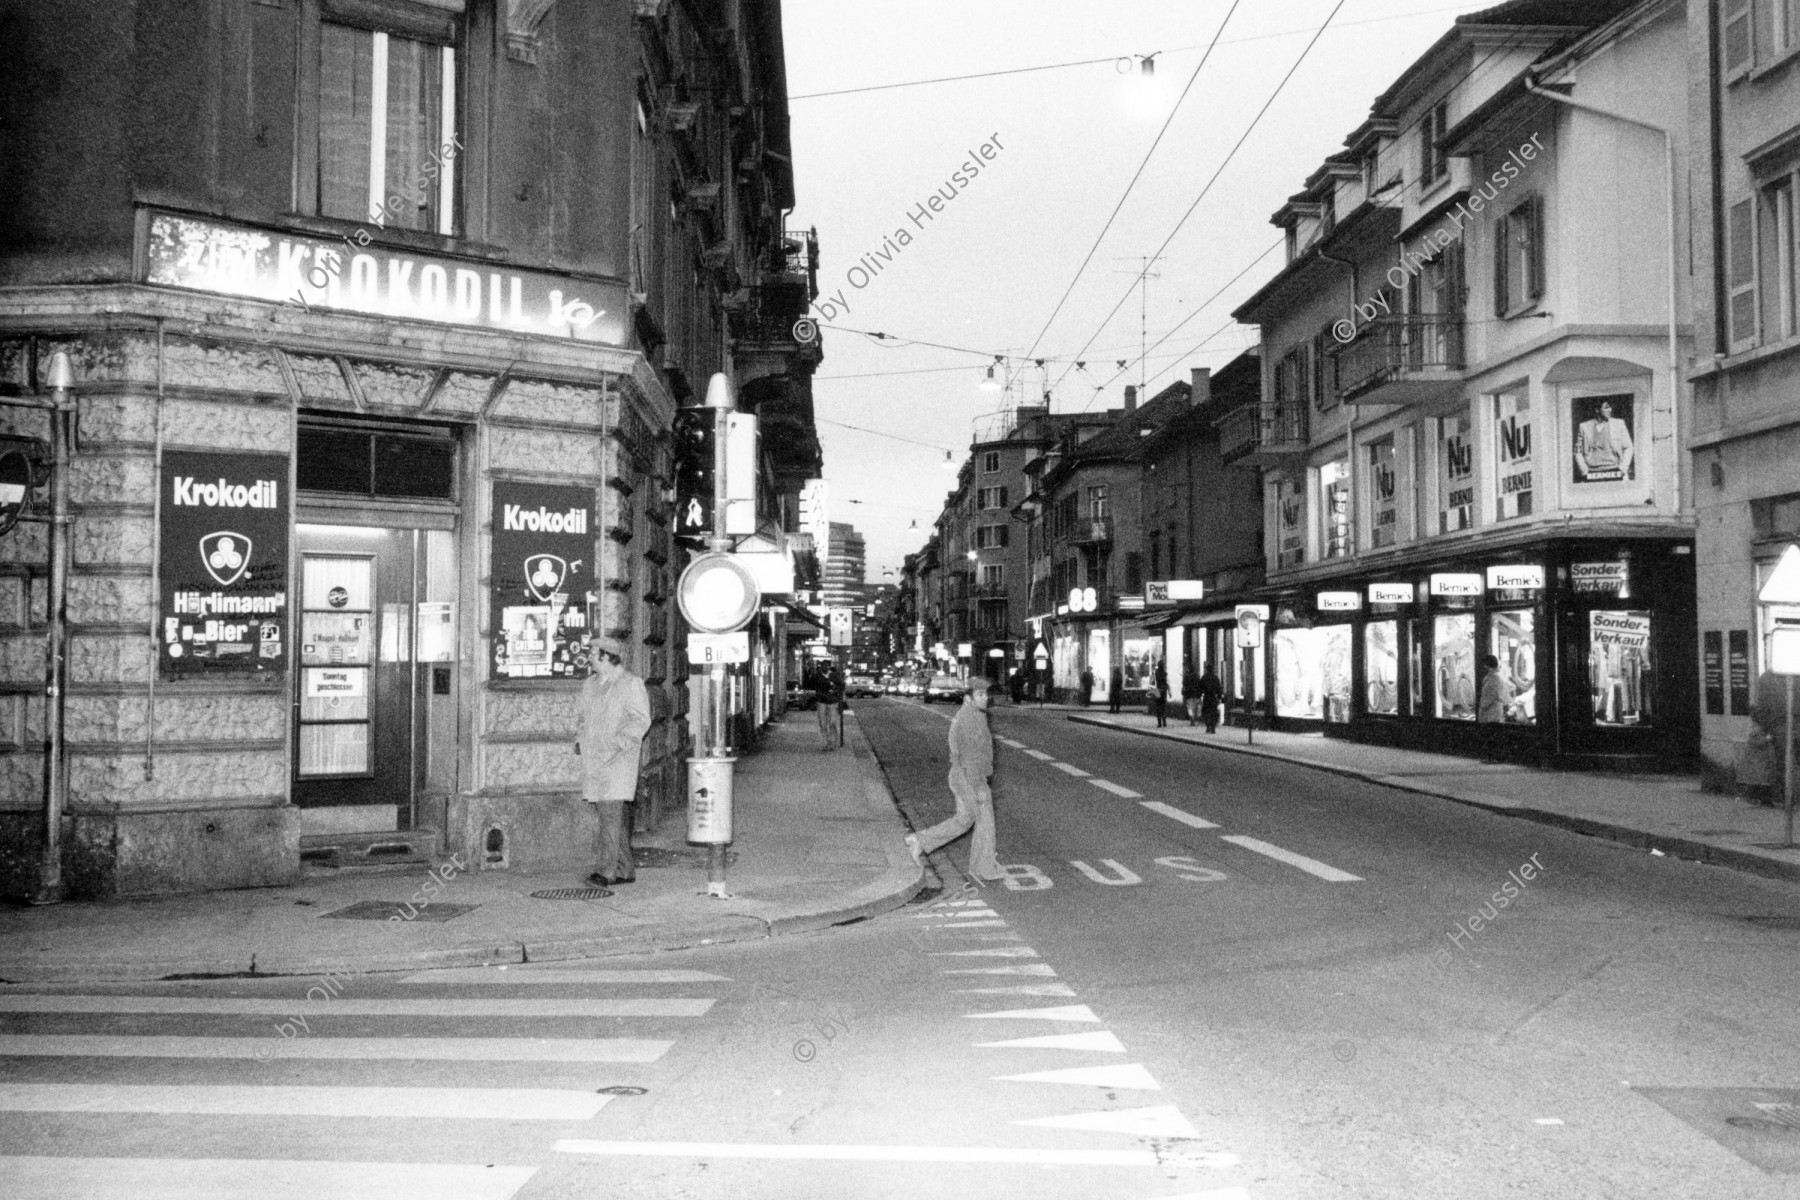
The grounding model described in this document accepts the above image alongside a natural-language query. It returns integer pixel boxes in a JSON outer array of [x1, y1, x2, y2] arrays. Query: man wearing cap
[[905, 675, 1004, 881], [576, 637, 652, 887]]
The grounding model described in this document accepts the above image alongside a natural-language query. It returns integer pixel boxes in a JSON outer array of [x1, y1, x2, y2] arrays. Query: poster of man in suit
[[1572, 393, 1635, 484]]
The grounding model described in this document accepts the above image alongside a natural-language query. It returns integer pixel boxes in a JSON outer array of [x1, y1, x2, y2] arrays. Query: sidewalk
[[1062, 707, 1800, 884], [0, 714, 924, 984]]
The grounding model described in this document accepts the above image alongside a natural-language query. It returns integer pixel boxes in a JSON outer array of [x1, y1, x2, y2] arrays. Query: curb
[[1068, 714, 1800, 885], [0, 724, 926, 985]]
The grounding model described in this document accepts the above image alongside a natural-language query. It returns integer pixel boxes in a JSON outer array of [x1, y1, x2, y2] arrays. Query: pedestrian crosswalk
[[0, 898, 1248, 1198]]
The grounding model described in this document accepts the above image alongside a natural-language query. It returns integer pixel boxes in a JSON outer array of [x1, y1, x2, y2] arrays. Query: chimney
[[1189, 367, 1211, 408], [1123, 385, 1137, 412]]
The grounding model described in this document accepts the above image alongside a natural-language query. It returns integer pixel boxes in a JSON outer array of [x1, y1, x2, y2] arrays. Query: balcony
[[1065, 517, 1113, 545], [1218, 400, 1309, 467], [1332, 313, 1464, 406]]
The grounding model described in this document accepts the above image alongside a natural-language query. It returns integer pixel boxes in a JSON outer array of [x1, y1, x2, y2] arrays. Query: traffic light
[[671, 406, 715, 541], [0, 435, 49, 537]]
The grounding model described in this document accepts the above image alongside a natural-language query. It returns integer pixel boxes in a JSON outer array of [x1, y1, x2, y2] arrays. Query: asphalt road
[[4, 697, 1799, 1199]]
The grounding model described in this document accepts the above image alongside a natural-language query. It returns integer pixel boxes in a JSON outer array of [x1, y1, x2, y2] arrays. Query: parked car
[[845, 674, 881, 699], [923, 674, 966, 704], [785, 677, 816, 711]]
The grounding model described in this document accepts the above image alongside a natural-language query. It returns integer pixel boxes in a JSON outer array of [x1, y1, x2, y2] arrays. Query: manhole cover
[[320, 901, 478, 922], [530, 887, 614, 900], [633, 846, 738, 869]]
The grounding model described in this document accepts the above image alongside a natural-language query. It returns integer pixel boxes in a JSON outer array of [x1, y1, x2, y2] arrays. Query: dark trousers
[[592, 800, 635, 881], [1108, 692, 1122, 713]]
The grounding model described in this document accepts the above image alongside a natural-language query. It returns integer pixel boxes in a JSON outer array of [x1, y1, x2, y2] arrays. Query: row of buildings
[[906, 0, 1800, 783], [0, 0, 824, 900]]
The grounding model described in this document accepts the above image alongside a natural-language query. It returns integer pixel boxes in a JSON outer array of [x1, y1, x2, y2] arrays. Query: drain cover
[[633, 846, 738, 869], [320, 901, 478, 922], [530, 887, 614, 900]]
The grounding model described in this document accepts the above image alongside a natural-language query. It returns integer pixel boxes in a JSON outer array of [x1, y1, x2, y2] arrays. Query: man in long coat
[[577, 637, 652, 886]]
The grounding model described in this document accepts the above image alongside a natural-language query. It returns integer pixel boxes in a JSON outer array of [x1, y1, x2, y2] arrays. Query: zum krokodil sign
[[158, 450, 289, 677], [490, 481, 595, 680], [142, 211, 627, 345]]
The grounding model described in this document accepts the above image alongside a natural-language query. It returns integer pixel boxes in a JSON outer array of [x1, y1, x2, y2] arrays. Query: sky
[[783, 0, 1501, 580]]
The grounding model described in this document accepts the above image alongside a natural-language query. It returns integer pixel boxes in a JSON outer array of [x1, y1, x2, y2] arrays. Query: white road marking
[[1051, 762, 1091, 777], [953, 983, 1077, 997], [930, 947, 1038, 958], [1218, 835, 1363, 882], [1013, 1104, 1203, 1140], [0, 1084, 612, 1121], [1140, 801, 1219, 828], [0, 996, 713, 1017], [2, 1158, 537, 1200], [552, 1141, 1159, 1166], [1146, 1189, 1252, 1200], [1155, 855, 1229, 882], [994, 1063, 1162, 1090], [1069, 859, 1142, 886], [1089, 779, 1141, 797], [1023, 748, 1056, 761], [939, 964, 1058, 977], [998, 738, 1026, 748], [0, 1035, 672, 1062], [913, 918, 1006, 927], [908, 907, 995, 918], [975, 1031, 1126, 1052], [964, 1004, 1100, 1023], [404, 968, 728, 984]]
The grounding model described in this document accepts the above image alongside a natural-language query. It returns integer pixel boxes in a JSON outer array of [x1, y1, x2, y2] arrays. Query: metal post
[[1785, 676, 1795, 848], [1244, 646, 1254, 747], [702, 375, 735, 898], [32, 352, 75, 906]]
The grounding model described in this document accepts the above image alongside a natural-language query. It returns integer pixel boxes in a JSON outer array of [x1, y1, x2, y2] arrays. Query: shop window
[[1571, 393, 1638, 486], [1322, 624, 1352, 723], [1366, 621, 1400, 714], [1590, 611, 1653, 725], [1494, 388, 1533, 518], [1489, 610, 1537, 724], [318, 21, 459, 235], [1438, 412, 1475, 533], [1320, 459, 1351, 558], [1274, 627, 1324, 719], [1434, 613, 1477, 720], [1368, 439, 1398, 549]]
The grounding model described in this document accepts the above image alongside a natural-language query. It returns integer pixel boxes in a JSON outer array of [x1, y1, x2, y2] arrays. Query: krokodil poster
[[490, 480, 595, 679]]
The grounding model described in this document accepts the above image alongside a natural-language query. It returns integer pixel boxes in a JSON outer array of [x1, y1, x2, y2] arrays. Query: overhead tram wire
[[1021, 1, 1243, 365], [812, 415, 956, 453], [1049, 0, 1349, 398], [1059, 16, 1542, 407], [787, 5, 1490, 101]]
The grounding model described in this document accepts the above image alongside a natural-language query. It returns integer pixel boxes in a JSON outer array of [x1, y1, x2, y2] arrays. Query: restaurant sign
[[158, 450, 289, 678], [143, 211, 627, 346]]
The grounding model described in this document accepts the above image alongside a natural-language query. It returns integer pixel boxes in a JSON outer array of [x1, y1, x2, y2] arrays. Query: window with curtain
[[319, 23, 457, 234]]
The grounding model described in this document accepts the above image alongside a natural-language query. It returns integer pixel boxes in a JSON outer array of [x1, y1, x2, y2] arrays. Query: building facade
[[0, 0, 817, 899], [1685, 0, 1800, 790], [1230, 0, 1697, 766]]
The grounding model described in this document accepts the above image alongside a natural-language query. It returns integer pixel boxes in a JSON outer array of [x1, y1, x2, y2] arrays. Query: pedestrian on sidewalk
[[1080, 667, 1094, 707], [1108, 666, 1124, 714], [1198, 663, 1224, 733], [1477, 653, 1519, 725], [1751, 669, 1800, 803], [1152, 660, 1169, 727], [1182, 662, 1203, 725], [576, 637, 651, 887], [905, 676, 1004, 881], [816, 662, 845, 750]]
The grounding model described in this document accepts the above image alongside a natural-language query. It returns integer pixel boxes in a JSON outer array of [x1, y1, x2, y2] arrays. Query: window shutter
[[1527, 196, 1546, 301], [1724, 0, 1753, 74], [1493, 211, 1511, 315], [1445, 240, 1466, 314], [1728, 197, 1758, 346], [998, 524, 1009, 548], [999, 486, 1009, 508]]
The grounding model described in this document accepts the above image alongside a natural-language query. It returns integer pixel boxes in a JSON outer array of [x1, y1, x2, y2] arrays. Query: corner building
[[0, 0, 811, 897], [1230, 0, 1698, 767]]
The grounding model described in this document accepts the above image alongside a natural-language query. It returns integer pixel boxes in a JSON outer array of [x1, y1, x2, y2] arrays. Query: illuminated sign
[[1486, 565, 1544, 591], [1430, 573, 1483, 597], [143, 211, 627, 345], [1368, 582, 1414, 604], [1316, 591, 1362, 612]]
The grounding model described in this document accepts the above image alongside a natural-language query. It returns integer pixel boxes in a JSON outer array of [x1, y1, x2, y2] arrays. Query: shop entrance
[[293, 523, 457, 833]]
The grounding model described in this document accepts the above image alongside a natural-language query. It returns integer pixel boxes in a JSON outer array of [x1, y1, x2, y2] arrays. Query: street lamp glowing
[[980, 365, 1001, 392]]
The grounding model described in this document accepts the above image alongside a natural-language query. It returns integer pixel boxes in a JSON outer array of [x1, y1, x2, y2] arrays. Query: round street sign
[[676, 553, 760, 633]]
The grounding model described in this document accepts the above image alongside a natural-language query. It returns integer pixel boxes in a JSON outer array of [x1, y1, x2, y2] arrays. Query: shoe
[[586, 872, 612, 887], [611, 874, 637, 885]]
